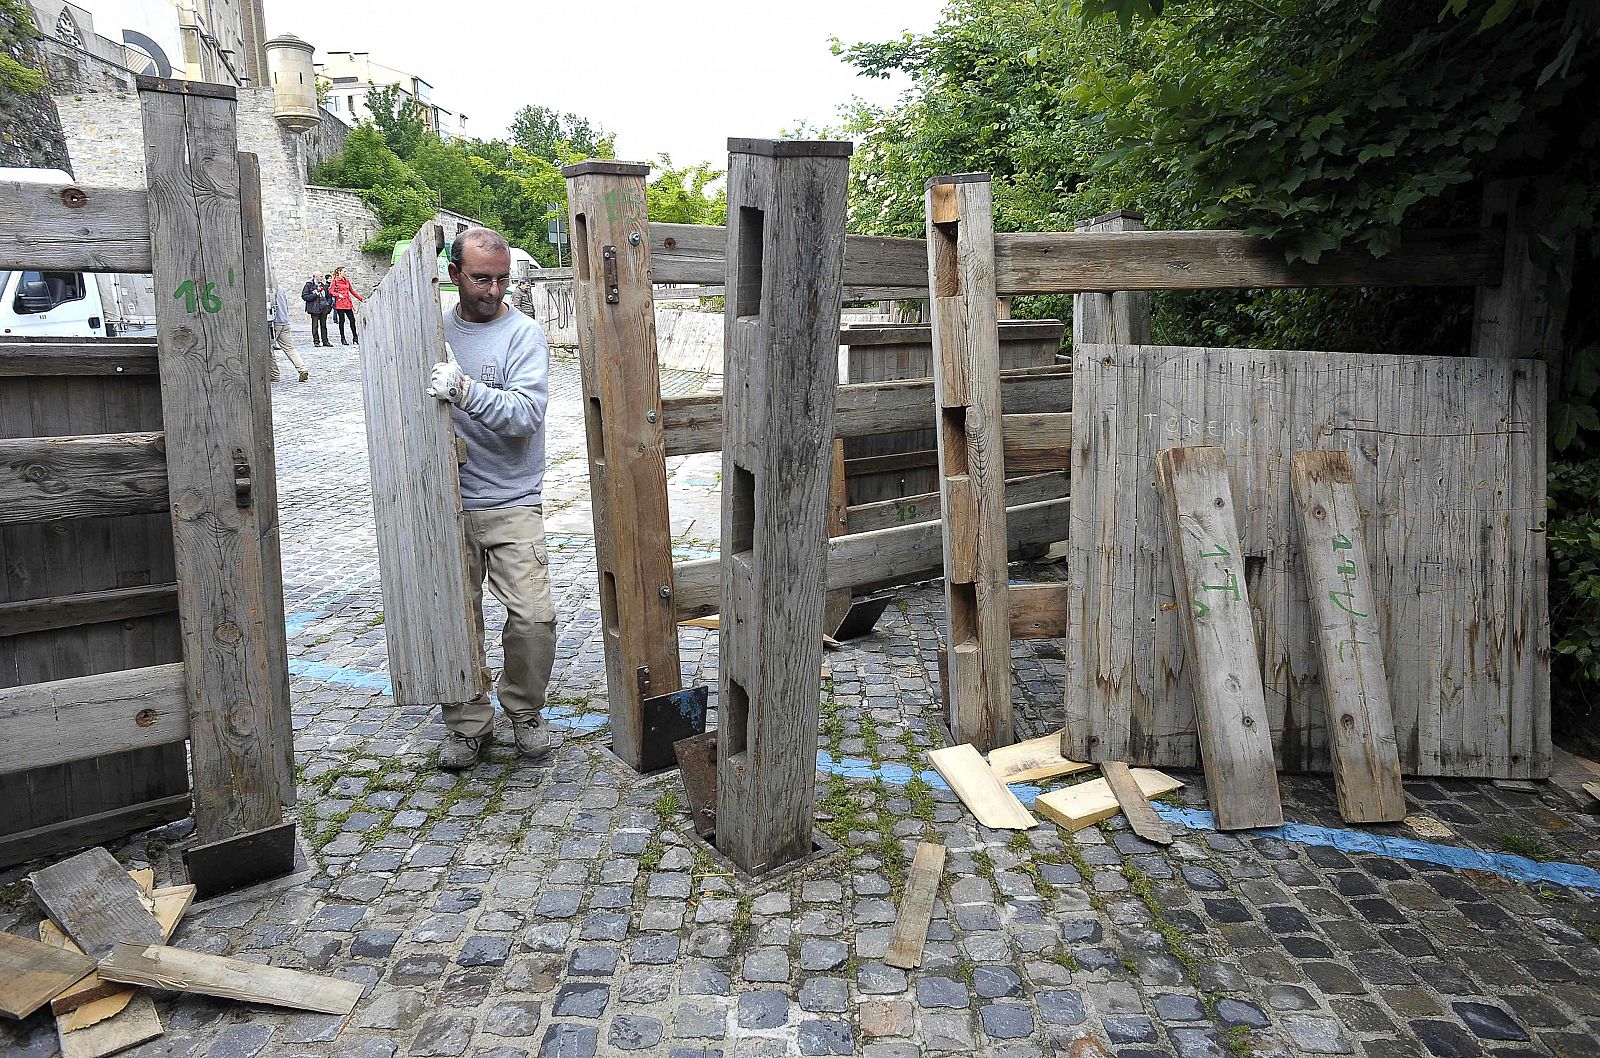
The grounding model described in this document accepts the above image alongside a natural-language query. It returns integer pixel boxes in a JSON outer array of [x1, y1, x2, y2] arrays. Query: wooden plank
[[0, 930, 95, 1020], [43, 882, 195, 1016], [994, 226, 1502, 294], [1001, 413, 1072, 473], [1035, 768, 1183, 833], [714, 140, 851, 875], [846, 472, 1068, 535], [926, 744, 1036, 829], [0, 584, 177, 638], [1289, 451, 1406, 823], [925, 173, 1012, 751], [1155, 447, 1283, 830], [57, 991, 163, 1058], [28, 847, 164, 959], [97, 943, 362, 1015], [0, 795, 190, 873], [1008, 584, 1068, 640], [563, 161, 682, 770], [0, 344, 159, 376], [0, 433, 167, 526], [140, 80, 286, 845], [1072, 212, 1153, 345], [841, 321, 1064, 347], [882, 842, 946, 969], [824, 439, 852, 635], [986, 730, 1091, 784], [661, 365, 1072, 457], [0, 181, 153, 273], [0, 664, 186, 775], [358, 220, 486, 707], [1100, 760, 1173, 845], [182, 820, 296, 900], [651, 221, 925, 288]]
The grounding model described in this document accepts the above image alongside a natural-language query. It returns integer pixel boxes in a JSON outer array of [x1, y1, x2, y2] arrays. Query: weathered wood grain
[[846, 471, 1069, 536], [97, 943, 362, 1015], [1000, 413, 1072, 473], [0, 181, 153, 273], [1007, 583, 1069, 640], [1035, 768, 1182, 833], [925, 173, 1013, 751], [42, 876, 194, 1017], [28, 847, 164, 958], [1289, 451, 1406, 823], [986, 730, 1091, 784], [926, 744, 1036, 829], [1073, 212, 1153, 346], [358, 221, 487, 708], [56, 992, 163, 1058], [1101, 760, 1173, 845], [714, 140, 851, 874], [1155, 447, 1283, 830], [0, 343, 159, 376], [141, 82, 286, 843], [883, 842, 946, 969], [0, 584, 178, 638], [0, 664, 186, 775], [564, 162, 682, 770], [0, 433, 167, 525], [1066, 345, 1547, 779], [0, 930, 95, 1020]]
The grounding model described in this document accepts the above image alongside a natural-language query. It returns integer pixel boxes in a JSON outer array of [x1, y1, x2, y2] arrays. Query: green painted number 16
[[173, 278, 223, 314]]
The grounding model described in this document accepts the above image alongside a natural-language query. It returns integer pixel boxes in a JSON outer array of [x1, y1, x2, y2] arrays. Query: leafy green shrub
[[1549, 457, 1600, 738]]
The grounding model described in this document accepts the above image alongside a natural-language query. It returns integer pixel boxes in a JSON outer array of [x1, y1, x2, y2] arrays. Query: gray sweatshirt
[[441, 305, 550, 511]]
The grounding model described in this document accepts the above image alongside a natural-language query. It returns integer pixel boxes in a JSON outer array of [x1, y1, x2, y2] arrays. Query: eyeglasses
[[464, 274, 511, 289]]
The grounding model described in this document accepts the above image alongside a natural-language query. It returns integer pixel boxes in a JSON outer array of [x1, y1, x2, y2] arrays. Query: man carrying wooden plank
[[427, 227, 558, 770]]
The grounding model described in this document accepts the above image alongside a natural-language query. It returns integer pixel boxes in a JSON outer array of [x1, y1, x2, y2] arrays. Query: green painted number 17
[[173, 279, 223, 314]]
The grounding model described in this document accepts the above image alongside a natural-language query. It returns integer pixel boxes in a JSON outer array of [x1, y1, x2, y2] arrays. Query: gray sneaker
[[438, 731, 486, 771], [511, 719, 552, 760]]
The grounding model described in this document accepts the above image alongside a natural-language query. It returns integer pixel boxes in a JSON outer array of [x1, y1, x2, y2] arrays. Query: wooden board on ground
[[1065, 345, 1548, 780], [97, 943, 363, 1015], [1100, 761, 1173, 845], [883, 842, 947, 969], [1035, 769, 1183, 833], [987, 731, 1092, 785], [1289, 451, 1406, 823], [0, 930, 94, 1020], [358, 220, 485, 708], [927, 744, 1036, 830], [29, 848, 164, 959], [57, 991, 161, 1058], [1155, 447, 1283, 831], [43, 882, 195, 1016]]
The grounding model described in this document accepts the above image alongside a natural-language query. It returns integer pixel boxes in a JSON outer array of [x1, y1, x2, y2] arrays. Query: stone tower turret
[[264, 33, 318, 132]]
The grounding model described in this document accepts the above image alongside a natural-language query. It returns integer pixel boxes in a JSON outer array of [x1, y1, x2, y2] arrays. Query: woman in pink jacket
[[330, 267, 364, 345]]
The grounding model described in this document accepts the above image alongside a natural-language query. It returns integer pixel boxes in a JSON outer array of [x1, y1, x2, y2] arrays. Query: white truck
[[1, 168, 156, 339]]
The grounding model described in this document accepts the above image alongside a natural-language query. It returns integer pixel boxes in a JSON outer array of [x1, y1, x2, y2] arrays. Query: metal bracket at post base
[[183, 820, 296, 899], [639, 684, 709, 773]]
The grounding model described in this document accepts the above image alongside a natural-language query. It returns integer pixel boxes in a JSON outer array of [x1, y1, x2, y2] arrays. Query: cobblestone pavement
[[4, 335, 1600, 1058]]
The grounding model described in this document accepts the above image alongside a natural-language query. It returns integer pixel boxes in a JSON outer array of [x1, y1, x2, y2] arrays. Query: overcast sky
[[265, 0, 944, 168]]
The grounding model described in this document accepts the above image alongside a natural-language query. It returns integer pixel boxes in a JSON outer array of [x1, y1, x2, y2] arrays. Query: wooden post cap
[[560, 160, 652, 178], [726, 138, 854, 158]]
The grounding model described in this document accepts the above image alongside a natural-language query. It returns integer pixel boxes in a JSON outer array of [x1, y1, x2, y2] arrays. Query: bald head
[[449, 226, 514, 323], [450, 227, 511, 268]]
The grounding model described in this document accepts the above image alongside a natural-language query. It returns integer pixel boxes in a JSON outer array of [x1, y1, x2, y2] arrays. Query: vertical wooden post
[[1073, 210, 1152, 346], [925, 174, 1012, 751], [824, 439, 851, 635], [715, 138, 852, 874], [138, 78, 287, 846], [563, 161, 683, 772]]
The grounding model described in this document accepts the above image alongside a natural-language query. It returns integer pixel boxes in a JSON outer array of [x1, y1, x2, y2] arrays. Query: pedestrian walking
[[270, 283, 310, 382], [302, 273, 331, 347], [330, 267, 364, 345]]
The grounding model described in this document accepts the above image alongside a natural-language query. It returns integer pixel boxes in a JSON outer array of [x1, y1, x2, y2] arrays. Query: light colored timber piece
[[1100, 761, 1173, 845], [846, 472, 1068, 536], [28, 847, 164, 959], [825, 439, 853, 635], [0, 180, 153, 273], [0, 930, 95, 1020], [358, 219, 486, 709], [97, 943, 363, 1015], [883, 842, 947, 969], [0, 432, 167, 526], [925, 173, 1012, 752], [1155, 447, 1283, 830], [927, 744, 1036, 830], [57, 992, 162, 1058], [1290, 451, 1406, 823], [1584, 781, 1600, 805], [140, 80, 289, 844], [1550, 748, 1600, 813], [563, 161, 683, 771], [44, 883, 195, 1016], [0, 342, 158, 376], [678, 616, 721, 629], [0, 664, 187, 776], [1035, 768, 1183, 833], [1008, 583, 1069, 640], [987, 731, 1091, 784]]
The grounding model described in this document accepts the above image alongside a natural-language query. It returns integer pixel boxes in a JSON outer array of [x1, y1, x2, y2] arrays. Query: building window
[[55, 10, 82, 47]]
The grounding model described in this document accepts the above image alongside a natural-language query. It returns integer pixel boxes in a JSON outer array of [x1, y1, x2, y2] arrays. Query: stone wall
[[298, 185, 388, 295], [1, 11, 70, 170], [298, 106, 347, 184], [33, 33, 138, 93]]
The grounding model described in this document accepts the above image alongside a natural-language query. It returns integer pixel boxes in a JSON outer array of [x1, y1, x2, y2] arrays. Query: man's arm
[[455, 324, 549, 438]]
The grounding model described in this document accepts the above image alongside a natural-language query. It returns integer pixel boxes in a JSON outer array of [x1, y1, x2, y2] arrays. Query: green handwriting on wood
[[172, 278, 224, 315]]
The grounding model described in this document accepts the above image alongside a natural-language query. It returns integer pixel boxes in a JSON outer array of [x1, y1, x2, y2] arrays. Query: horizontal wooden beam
[[845, 472, 1068, 535], [647, 222, 1502, 294], [840, 321, 1064, 347], [0, 663, 188, 774], [1009, 583, 1069, 639], [0, 342, 160, 376], [663, 367, 1071, 456], [0, 181, 153, 273], [1002, 413, 1073, 472], [0, 432, 168, 525], [672, 496, 1070, 620], [0, 793, 190, 872], [0, 583, 178, 637]]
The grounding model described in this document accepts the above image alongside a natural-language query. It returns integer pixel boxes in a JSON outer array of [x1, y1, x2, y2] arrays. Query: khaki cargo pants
[[442, 504, 558, 738]]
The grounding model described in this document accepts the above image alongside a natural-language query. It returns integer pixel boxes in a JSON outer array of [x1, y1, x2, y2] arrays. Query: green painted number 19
[[173, 279, 223, 314]]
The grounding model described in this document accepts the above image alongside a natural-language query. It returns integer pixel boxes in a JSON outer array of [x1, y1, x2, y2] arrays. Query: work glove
[[428, 343, 473, 407]]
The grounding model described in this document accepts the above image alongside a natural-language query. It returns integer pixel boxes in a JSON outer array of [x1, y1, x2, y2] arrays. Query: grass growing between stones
[[1122, 862, 1201, 980], [1492, 826, 1554, 860]]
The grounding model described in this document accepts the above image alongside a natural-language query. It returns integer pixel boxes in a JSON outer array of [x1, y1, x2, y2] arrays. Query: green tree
[[364, 84, 429, 159], [312, 125, 436, 252], [647, 157, 727, 226], [508, 104, 615, 162], [0, 0, 48, 94]]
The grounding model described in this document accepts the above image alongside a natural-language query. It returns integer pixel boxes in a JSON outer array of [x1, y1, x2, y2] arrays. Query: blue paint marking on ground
[[279, 649, 1600, 894]]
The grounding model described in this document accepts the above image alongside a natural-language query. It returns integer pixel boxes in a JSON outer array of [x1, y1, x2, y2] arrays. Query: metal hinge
[[603, 245, 619, 304], [233, 447, 251, 507]]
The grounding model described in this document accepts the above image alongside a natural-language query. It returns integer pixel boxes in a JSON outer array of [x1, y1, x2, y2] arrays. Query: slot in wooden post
[[715, 139, 852, 874], [925, 174, 1012, 751], [563, 161, 683, 772]]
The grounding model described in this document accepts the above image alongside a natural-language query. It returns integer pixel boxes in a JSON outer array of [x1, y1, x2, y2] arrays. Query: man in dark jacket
[[302, 274, 331, 348]]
